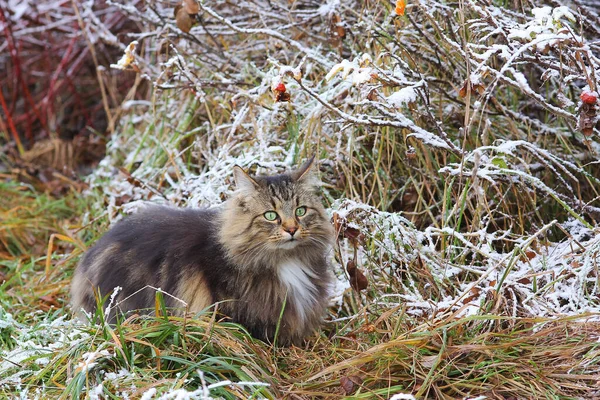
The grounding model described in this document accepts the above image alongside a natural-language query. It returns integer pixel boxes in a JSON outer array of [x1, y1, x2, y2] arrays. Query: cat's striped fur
[[70, 158, 335, 345]]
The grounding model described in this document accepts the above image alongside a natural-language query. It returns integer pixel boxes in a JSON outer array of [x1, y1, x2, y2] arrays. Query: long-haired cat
[[70, 158, 335, 345]]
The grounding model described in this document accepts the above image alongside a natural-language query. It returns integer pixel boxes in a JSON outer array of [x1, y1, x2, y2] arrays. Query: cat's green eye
[[264, 211, 278, 221], [295, 206, 307, 217]]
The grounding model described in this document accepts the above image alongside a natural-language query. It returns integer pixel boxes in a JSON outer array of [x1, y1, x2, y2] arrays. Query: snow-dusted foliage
[[84, 0, 600, 317], [84, 0, 600, 320]]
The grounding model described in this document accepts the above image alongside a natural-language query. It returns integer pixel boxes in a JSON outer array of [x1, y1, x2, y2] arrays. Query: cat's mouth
[[279, 239, 300, 249]]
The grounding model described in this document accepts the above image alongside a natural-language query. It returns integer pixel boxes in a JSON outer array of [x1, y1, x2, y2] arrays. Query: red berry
[[580, 91, 597, 105], [275, 82, 286, 92]]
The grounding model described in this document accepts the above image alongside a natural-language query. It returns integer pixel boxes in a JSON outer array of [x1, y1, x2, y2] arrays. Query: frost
[[89, 383, 104, 400], [141, 389, 158, 400], [76, 350, 112, 373], [103, 286, 122, 320], [0, 309, 18, 329], [389, 394, 417, 400], [139, 371, 269, 400]]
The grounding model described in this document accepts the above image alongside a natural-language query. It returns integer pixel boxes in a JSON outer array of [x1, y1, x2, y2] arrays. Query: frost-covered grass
[[2, 0, 600, 398]]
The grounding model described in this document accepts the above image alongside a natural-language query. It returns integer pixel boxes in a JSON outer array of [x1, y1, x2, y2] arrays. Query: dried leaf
[[182, 0, 199, 14], [367, 89, 378, 101], [346, 259, 357, 274], [578, 103, 597, 137], [343, 226, 365, 246], [421, 354, 438, 368], [340, 375, 363, 395], [458, 79, 485, 98], [329, 13, 345, 46], [348, 262, 368, 292], [463, 286, 481, 304], [274, 91, 291, 102], [175, 6, 193, 33], [340, 376, 354, 394], [39, 294, 61, 311]]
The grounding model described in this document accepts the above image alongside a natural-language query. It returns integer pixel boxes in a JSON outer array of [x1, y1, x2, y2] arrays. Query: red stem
[[0, 88, 24, 155], [0, 3, 46, 141]]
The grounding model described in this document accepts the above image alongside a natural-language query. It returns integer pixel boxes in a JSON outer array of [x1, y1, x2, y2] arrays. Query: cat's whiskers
[[306, 236, 331, 249]]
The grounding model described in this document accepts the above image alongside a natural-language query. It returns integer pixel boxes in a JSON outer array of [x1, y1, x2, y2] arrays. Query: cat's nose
[[284, 226, 298, 236]]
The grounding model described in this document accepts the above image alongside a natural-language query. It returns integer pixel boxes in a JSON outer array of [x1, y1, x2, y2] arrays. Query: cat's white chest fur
[[278, 260, 318, 323]]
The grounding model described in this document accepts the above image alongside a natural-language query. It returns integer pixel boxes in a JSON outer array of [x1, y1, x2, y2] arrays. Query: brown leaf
[[340, 375, 363, 395], [332, 212, 343, 234], [274, 90, 290, 102], [329, 13, 345, 46], [463, 286, 481, 304], [578, 103, 597, 137], [39, 294, 61, 310], [517, 277, 531, 285], [346, 259, 357, 274], [343, 226, 365, 246], [366, 89, 378, 101], [458, 80, 485, 98], [348, 263, 368, 292], [182, 0, 199, 14], [175, 6, 193, 33], [362, 324, 376, 333]]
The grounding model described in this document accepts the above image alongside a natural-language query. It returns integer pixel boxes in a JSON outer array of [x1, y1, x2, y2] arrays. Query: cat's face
[[220, 159, 334, 265]]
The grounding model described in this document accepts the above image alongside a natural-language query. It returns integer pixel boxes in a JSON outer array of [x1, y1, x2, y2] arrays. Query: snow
[[508, 5, 579, 46], [387, 86, 418, 107], [138, 371, 269, 400], [325, 55, 374, 85], [76, 350, 112, 373], [110, 41, 139, 70], [317, 0, 340, 16], [331, 197, 600, 320], [89, 383, 104, 400], [7, 0, 30, 21], [389, 394, 416, 400]]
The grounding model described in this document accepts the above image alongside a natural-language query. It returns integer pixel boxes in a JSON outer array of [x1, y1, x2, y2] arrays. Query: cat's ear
[[233, 165, 259, 191], [293, 156, 320, 186]]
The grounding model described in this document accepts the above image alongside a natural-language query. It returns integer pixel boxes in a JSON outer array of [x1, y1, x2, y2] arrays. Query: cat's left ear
[[233, 165, 259, 191], [293, 156, 320, 186]]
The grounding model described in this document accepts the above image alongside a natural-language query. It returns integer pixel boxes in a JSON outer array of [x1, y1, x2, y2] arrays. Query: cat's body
[[71, 159, 335, 345]]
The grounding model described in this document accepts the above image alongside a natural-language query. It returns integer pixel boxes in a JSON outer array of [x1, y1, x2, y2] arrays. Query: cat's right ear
[[233, 166, 259, 191]]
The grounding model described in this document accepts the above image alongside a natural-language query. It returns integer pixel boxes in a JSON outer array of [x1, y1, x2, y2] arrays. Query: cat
[[70, 158, 335, 345]]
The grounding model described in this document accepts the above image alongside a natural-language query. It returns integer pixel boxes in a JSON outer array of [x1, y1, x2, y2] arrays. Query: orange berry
[[395, 0, 406, 16]]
